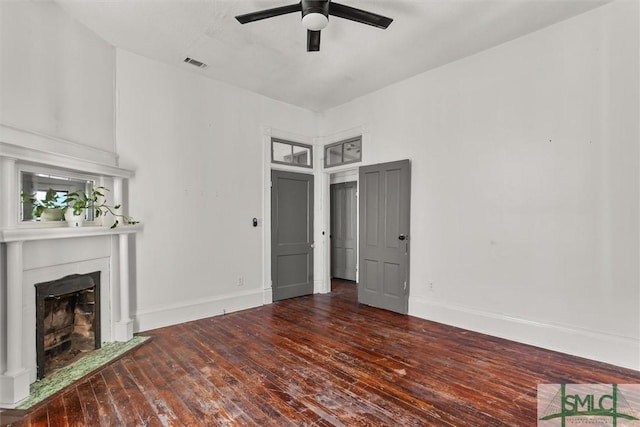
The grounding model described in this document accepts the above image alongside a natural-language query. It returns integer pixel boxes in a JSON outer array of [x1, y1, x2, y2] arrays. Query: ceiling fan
[[235, 0, 393, 52]]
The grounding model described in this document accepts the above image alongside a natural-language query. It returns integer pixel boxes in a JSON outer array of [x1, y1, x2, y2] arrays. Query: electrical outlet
[[429, 282, 434, 291], [238, 276, 244, 286]]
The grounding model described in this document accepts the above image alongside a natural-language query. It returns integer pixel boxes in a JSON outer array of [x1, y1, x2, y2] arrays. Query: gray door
[[330, 182, 357, 281], [271, 170, 314, 301], [358, 160, 411, 314]]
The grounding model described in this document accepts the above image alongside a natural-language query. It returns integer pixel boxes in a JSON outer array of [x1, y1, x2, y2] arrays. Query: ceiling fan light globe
[[302, 12, 328, 31]]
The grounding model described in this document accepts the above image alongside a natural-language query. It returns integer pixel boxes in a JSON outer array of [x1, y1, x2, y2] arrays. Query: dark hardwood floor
[[3, 279, 639, 426]]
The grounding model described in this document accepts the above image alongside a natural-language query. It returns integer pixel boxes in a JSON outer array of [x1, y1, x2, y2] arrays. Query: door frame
[[317, 126, 369, 294], [262, 127, 320, 304]]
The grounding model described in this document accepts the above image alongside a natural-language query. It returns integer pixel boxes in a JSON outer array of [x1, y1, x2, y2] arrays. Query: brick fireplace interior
[[34, 272, 101, 380]]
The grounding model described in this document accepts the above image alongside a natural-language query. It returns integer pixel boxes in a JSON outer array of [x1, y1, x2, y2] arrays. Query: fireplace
[[1, 140, 139, 408], [35, 272, 101, 380]]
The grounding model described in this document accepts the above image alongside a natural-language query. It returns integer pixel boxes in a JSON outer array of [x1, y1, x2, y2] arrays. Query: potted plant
[[21, 189, 65, 221], [64, 186, 138, 228]]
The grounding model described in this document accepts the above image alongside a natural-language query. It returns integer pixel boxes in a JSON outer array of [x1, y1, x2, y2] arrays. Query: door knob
[[398, 234, 407, 241]]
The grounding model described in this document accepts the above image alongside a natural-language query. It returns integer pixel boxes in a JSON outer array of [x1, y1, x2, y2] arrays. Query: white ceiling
[[56, 0, 612, 112]]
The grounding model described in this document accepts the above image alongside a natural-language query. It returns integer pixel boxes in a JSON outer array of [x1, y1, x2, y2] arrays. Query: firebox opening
[[35, 272, 101, 380]]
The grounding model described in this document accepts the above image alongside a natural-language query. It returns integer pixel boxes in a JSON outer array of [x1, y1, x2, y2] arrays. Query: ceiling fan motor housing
[[301, 0, 330, 30]]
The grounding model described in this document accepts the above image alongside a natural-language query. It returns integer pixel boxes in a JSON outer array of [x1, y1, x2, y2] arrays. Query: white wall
[[319, 1, 639, 369], [115, 50, 317, 331], [0, 1, 115, 162]]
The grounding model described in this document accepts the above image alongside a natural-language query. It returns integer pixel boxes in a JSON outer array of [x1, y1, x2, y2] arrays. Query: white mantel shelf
[[0, 224, 143, 243]]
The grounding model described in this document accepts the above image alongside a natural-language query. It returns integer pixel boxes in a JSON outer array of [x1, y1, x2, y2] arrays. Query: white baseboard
[[134, 289, 264, 332], [263, 287, 273, 304], [409, 296, 640, 371]]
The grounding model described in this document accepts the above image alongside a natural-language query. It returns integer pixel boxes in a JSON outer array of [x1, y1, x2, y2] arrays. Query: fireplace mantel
[[0, 223, 142, 243], [0, 128, 140, 408]]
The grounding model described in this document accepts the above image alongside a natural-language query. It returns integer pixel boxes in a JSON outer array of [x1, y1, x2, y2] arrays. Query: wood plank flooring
[[3, 279, 639, 426]]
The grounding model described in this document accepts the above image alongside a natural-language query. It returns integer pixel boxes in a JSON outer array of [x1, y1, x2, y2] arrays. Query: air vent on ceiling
[[183, 57, 208, 69]]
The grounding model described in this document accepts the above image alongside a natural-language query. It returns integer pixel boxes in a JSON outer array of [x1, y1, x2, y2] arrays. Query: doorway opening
[[326, 169, 359, 294], [330, 181, 357, 282]]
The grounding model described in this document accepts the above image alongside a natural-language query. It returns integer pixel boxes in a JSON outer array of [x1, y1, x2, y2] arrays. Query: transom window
[[324, 137, 362, 168], [272, 139, 312, 168]]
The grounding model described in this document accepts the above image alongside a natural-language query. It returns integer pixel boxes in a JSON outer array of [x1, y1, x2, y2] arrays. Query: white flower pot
[[64, 207, 85, 227], [40, 208, 63, 221]]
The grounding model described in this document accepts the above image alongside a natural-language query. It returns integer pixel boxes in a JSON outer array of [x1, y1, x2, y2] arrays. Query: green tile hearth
[[16, 336, 150, 410]]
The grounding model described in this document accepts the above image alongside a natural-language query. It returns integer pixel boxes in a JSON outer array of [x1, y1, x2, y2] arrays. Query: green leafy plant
[[64, 186, 139, 229], [21, 189, 65, 219]]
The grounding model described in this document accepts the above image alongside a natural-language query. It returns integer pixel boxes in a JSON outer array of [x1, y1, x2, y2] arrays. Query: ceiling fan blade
[[328, 2, 393, 29], [235, 3, 302, 24], [307, 30, 321, 52]]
